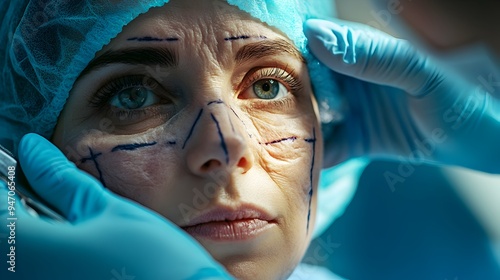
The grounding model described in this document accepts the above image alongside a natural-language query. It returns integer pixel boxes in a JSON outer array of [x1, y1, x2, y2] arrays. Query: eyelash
[[241, 67, 303, 109], [243, 67, 303, 94]]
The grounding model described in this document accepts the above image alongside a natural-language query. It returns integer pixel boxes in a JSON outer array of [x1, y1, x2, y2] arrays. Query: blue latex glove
[[0, 133, 232, 280], [305, 19, 500, 173]]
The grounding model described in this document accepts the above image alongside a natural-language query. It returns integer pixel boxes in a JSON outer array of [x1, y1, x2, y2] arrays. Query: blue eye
[[110, 87, 160, 109], [252, 79, 287, 99]]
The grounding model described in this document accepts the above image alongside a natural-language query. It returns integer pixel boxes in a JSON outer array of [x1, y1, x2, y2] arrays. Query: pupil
[[262, 82, 271, 92], [253, 79, 280, 99], [120, 87, 147, 109]]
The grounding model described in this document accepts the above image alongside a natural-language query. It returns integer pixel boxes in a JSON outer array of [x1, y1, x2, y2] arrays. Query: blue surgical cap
[[0, 0, 342, 153]]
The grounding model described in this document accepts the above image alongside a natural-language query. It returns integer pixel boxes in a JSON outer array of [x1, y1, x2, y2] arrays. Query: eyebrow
[[78, 38, 304, 78], [235, 39, 306, 64], [79, 47, 178, 78]]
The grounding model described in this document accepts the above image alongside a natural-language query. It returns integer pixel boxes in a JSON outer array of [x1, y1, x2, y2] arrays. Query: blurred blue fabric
[[304, 160, 500, 280]]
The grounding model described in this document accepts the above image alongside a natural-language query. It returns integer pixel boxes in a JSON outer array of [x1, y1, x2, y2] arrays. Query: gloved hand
[[0, 133, 232, 280], [305, 19, 500, 173]]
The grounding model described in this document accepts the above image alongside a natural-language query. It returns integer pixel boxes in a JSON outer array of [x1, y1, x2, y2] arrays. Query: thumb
[[304, 19, 441, 96], [18, 133, 108, 222]]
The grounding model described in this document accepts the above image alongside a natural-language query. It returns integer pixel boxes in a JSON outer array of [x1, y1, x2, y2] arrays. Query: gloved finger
[[18, 133, 108, 223], [304, 19, 440, 96]]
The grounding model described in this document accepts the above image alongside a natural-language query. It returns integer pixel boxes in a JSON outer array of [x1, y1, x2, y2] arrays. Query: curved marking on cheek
[[182, 109, 204, 149], [111, 141, 157, 152], [210, 113, 229, 165], [166, 140, 177, 146], [305, 127, 317, 234], [81, 147, 107, 188]]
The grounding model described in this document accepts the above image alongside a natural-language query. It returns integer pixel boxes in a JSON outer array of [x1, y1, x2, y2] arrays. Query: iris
[[253, 79, 281, 99]]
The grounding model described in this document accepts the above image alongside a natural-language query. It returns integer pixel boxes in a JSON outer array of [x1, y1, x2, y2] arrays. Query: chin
[[191, 234, 305, 280], [218, 256, 298, 280]]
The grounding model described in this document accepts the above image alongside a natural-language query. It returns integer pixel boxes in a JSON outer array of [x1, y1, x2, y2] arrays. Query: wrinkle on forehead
[[107, 0, 292, 49]]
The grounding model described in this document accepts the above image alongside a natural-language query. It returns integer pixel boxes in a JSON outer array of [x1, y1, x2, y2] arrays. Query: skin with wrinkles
[[52, 0, 323, 279]]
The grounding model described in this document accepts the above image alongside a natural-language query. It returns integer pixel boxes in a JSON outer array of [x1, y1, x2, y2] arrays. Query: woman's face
[[53, 0, 323, 279]]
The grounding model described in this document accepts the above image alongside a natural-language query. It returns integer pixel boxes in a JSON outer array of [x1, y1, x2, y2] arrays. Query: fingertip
[[18, 133, 40, 158], [18, 133, 76, 190], [17, 134, 108, 221], [18, 133, 69, 166], [305, 21, 357, 68], [304, 19, 331, 43], [19, 133, 46, 148]]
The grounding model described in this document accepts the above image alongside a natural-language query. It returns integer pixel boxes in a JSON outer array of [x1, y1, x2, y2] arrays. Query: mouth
[[181, 205, 277, 242]]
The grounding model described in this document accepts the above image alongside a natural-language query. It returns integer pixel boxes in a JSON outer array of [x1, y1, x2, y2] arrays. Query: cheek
[[243, 100, 322, 235], [247, 103, 318, 188], [61, 127, 181, 210]]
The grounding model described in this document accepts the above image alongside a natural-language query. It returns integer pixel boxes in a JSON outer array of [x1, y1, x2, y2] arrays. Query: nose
[[184, 102, 253, 177]]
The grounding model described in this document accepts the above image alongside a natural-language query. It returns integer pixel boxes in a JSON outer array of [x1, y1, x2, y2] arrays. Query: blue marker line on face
[[210, 113, 229, 165], [111, 141, 157, 152], [305, 127, 317, 234], [229, 107, 252, 138], [81, 147, 107, 188], [224, 35, 267, 41], [261, 136, 297, 145], [127, 36, 179, 42], [207, 99, 224, 106], [182, 109, 204, 149], [224, 35, 251, 41], [226, 108, 235, 133], [166, 141, 177, 145]]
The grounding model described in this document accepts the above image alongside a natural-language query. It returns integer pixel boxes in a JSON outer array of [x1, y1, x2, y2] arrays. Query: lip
[[181, 204, 277, 241]]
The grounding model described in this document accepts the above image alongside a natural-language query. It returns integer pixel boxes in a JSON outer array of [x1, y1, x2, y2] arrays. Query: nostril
[[201, 159, 222, 172], [237, 157, 247, 168]]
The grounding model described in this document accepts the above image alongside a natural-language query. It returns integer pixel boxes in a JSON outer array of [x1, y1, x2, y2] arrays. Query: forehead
[[103, 0, 293, 51]]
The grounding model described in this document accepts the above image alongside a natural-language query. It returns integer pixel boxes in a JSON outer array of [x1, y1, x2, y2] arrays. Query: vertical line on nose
[[182, 108, 204, 149], [210, 113, 229, 165]]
